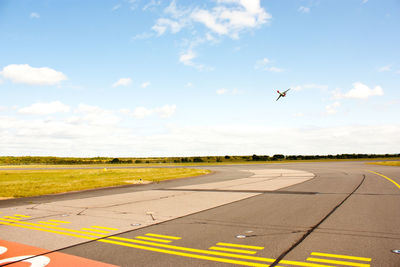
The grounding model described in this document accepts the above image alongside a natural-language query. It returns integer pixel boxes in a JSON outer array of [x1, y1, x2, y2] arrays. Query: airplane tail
[[277, 90, 280, 93]]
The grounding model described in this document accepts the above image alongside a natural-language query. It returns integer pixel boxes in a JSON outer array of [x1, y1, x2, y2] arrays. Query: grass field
[[368, 161, 400, 167], [0, 168, 210, 198]]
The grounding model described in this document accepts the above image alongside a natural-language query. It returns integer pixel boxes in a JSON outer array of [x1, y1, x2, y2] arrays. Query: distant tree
[[110, 158, 120, 164], [272, 154, 285, 160], [216, 157, 223, 162], [224, 155, 231, 159], [193, 157, 204, 162], [135, 160, 142, 164]]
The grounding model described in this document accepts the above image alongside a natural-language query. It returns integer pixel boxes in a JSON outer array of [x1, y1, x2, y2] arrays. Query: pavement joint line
[[145, 233, 181, 239], [306, 257, 370, 267], [310, 252, 371, 262], [81, 228, 111, 234], [209, 246, 258, 255], [216, 242, 264, 250], [135, 236, 172, 243], [368, 170, 400, 190], [0, 218, 342, 267]]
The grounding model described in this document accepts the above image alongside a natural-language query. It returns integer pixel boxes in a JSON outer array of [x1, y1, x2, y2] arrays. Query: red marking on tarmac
[[0, 239, 118, 266]]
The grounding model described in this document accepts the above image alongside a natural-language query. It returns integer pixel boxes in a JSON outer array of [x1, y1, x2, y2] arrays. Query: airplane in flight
[[276, 88, 290, 101]]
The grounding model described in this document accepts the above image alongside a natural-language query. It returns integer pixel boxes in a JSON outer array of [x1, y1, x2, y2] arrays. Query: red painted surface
[[0, 239, 118, 267]]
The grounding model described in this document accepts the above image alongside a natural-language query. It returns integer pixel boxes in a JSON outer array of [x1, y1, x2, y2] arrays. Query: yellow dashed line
[[49, 219, 70, 224], [91, 225, 118, 231], [209, 246, 257, 255], [38, 221, 60, 225], [136, 236, 172, 243], [216, 242, 264, 250], [81, 228, 110, 234], [311, 252, 371, 262], [307, 257, 370, 267], [368, 170, 400, 190], [14, 214, 31, 218], [145, 233, 181, 240], [3, 216, 21, 220]]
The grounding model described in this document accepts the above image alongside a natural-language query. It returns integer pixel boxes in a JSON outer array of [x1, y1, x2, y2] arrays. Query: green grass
[[0, 168, 210, 198], [367, 161, 400, 167]]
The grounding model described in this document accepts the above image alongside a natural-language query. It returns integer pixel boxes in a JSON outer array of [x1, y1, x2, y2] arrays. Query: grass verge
[[367, 161, 400, 167], [0, 168, 210, 198]]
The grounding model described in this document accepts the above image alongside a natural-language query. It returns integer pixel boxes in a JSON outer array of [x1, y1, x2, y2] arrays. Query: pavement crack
[[270, 174, 366, 267]]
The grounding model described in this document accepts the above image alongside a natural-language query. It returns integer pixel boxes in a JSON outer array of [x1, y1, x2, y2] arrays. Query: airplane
[[276, 88, 290, 101]]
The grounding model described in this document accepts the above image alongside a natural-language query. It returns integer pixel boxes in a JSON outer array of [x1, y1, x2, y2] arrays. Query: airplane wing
[[283, 88, 290, 93], [276, 94, 282, 101]]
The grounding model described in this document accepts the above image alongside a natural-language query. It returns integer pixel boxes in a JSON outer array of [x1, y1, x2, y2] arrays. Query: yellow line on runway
[[81, 228, 110, 233], [49, 220, 70, 224], [0, 218, 106, 238], [14, 214, 31, 218], [136, 236, 172, 243], [91, 225, 118, 231], [0, 221, 97, 240], [311, 252, 371, 262], [216, 242, 264, 250], [145, 233, 181, 240], [368, 170, 400, 190], [3, 216, 21, 220], [99, 238, 273, 267], [307, 257, 370, 267], [38, 221, 60, 225], [209, 246, 257, 254]]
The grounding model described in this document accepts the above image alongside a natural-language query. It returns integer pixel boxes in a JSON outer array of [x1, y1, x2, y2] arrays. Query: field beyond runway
[[1, 161, 399, 266]]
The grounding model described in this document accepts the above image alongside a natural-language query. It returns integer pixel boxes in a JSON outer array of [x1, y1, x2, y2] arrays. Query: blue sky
[[0, 0, 399, 157]]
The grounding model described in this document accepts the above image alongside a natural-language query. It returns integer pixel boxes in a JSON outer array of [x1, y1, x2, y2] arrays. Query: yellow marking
[[91, 225, 118, 231], [49, 220, 70, 224], [81, 228, 110, 234], [145, 233, 181, 240], [4, 216, 21, 220], [209, 246, 257, 255], [99, 239, 273, 267], [216, 242, 264, 250], [38, 221, 59, 225], [311, 252, 371, 262], [0, 218, 106, 238], [307, 257, 370, 267], [136, 236, 172, 243], [14, 214, 31, 218], [368, 170, 400, 190], [0, 221, 97, 241], [279, 260, 337, 267]]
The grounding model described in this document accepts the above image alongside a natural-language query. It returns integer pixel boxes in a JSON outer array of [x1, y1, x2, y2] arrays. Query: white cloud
[[254, 58, 270, 69], [335, 82, 384, 99], [112, 78, 132, 87], [143, 0, 161, 11], [185, 82, 193, 87], [179, 50, 208, 70], [112, 4, 121, 11], [131, 32, 154, 40], [132, 104, 176, 119], [267, 66, 284, 72], [30, 12, 40, 19], [1, 64, 67, 85], [18, 101, 71, 115], [362, 0, 368, 4], [141, 81, 151, 88], [298, 6, 310, 13], [325, 102, 341, 115], [216, 88, 228, 95], [152, 18, 185, 35], [378, 65, 392, 72], [73, 104, 120, 126]]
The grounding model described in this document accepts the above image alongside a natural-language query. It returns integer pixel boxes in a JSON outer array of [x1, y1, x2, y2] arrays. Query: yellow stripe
[[136, 236, 172, 243], [14, 214, 31, 218], [49, 220, 70, 224], [99, 239, 272, 267], [0, 221, 97, 240], [307, 257, 370, 267], [368, 171, 400, 190], [0, 218, 106, 238], [209, 246, 257, 254], [145, 233, 181, 240], [216, 242, 264, 250], [38, 221, 59, 225], [91, 225, 118, 231], [311, 252, 371, 262], [3, 216, 21, 220], [81, 228, 110, 234]]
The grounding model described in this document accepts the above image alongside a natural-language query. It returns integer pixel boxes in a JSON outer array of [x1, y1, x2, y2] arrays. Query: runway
[[1, 161, 399, 266]]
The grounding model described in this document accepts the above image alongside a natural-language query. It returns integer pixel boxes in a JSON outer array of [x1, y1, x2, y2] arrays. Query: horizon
[[1, 0, 399, 157]]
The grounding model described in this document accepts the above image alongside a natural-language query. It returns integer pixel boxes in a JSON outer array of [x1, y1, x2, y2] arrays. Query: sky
[[0, 0, 399, 157]]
